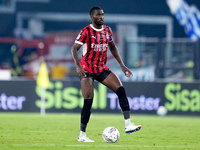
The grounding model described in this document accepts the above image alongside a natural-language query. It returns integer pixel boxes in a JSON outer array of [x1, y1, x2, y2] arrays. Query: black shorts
[[85, 69, 112, 82]]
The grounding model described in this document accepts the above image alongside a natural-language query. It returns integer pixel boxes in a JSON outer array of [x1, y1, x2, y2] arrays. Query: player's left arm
[[109, 41, 133, 78]]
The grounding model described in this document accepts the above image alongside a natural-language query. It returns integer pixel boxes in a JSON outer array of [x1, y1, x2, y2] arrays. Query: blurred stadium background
[[0, 0, 200, 116]]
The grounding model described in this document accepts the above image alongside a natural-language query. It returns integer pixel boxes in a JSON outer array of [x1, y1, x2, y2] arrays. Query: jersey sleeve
[[75, 29, 87, 45]]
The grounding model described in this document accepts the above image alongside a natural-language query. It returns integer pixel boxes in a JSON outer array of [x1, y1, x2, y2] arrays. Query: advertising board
[[0, 81, 199, 116]]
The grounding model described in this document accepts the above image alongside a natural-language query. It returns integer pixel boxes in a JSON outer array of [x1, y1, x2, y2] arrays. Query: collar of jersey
[[90, 24, 104, 31]]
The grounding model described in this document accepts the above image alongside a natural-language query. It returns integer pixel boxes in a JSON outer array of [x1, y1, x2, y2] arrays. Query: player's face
[[91, 9, 104, 27]]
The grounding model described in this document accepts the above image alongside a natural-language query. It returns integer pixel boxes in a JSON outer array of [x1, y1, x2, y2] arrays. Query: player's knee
[[82, 91, 94, 99], [116, 86, 126, 97]]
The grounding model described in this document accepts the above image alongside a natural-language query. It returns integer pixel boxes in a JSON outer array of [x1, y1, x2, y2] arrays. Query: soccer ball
[[102, 126, 120, 143], [157, 106, 168, 116]]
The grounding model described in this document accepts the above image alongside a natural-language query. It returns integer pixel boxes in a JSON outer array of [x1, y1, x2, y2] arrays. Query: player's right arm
[[71, 42, 87, 79]]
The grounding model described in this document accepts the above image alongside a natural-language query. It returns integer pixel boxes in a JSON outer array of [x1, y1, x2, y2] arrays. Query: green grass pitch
[[0, 113, 199, 150]]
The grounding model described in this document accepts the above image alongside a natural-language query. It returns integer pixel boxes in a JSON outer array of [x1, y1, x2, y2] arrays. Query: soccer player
[[71, 6, 142, 142]]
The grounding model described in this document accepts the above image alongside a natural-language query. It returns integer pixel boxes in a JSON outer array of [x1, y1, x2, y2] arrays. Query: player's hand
[[121, 65, 133, 78], [76, 66, 87, 79]]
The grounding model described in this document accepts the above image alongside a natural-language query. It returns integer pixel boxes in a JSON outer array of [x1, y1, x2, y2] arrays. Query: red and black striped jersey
[[75, 24, 113, 74]]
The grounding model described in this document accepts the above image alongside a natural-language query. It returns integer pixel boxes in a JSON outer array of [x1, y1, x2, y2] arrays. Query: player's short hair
[[90, 6, 102, 16]]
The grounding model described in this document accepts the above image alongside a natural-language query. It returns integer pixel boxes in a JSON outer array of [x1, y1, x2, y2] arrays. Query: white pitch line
[[65, 145, 199, 149], [4, 144, 199, 149]]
